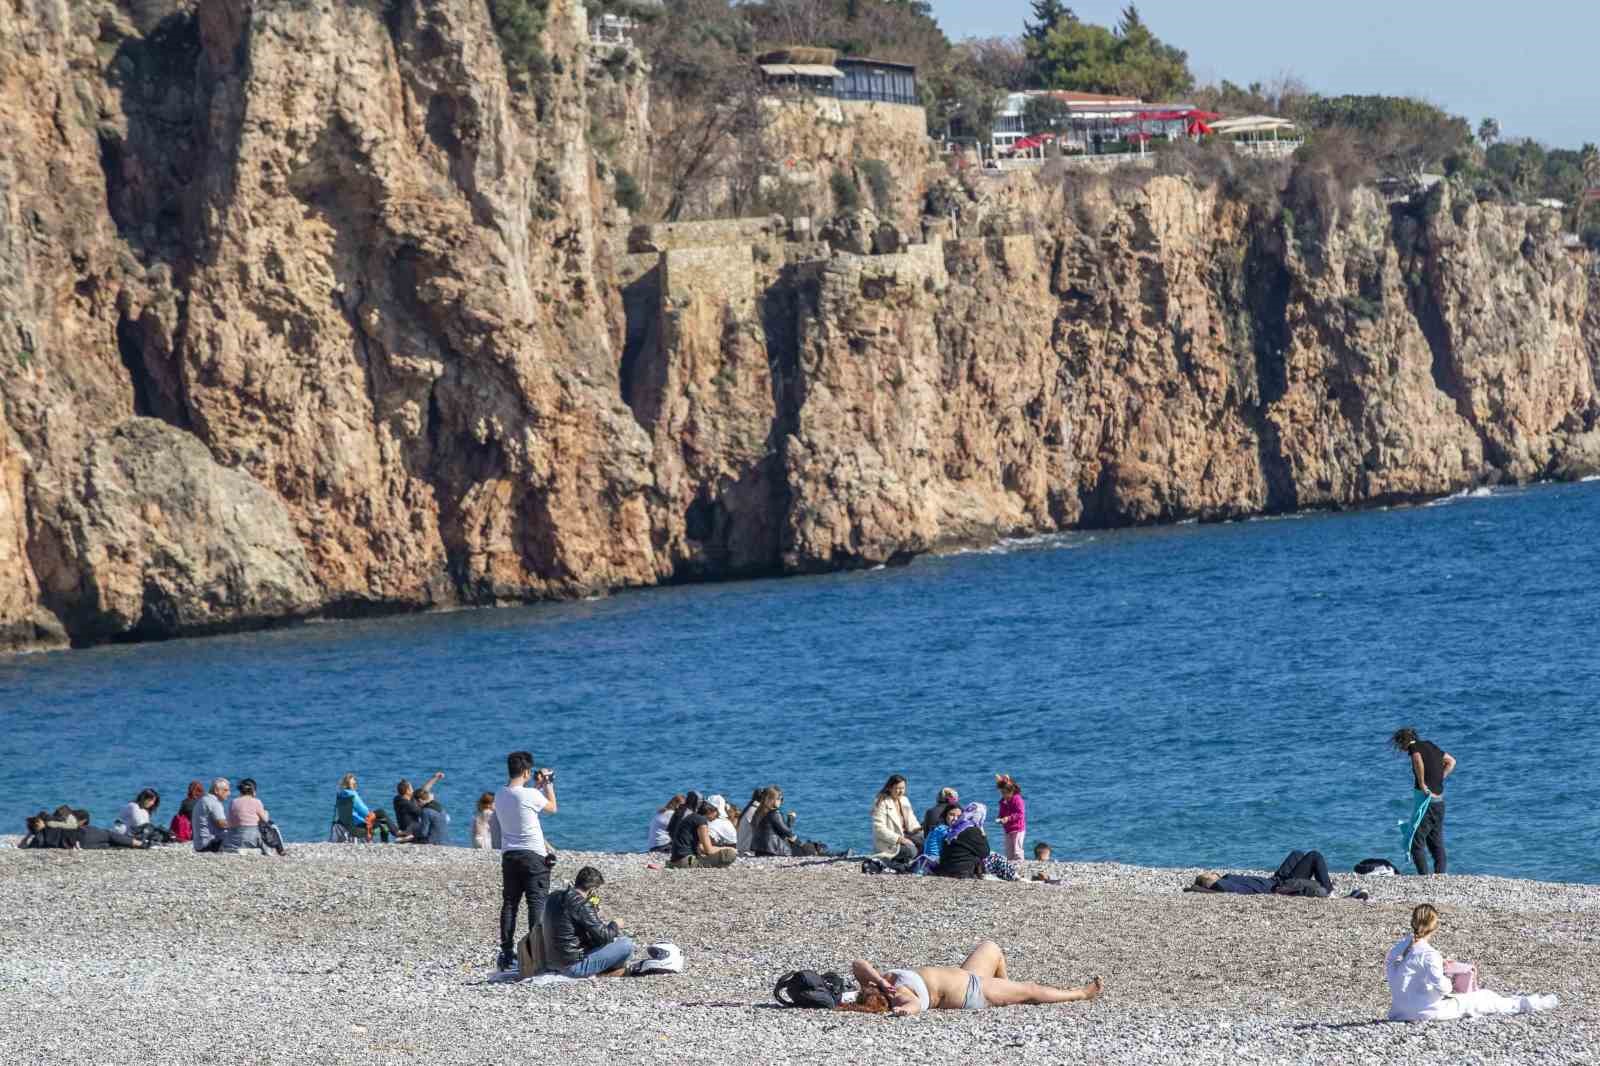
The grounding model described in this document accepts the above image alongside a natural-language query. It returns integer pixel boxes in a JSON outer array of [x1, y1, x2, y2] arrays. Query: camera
[[536, 768, 556, 784]]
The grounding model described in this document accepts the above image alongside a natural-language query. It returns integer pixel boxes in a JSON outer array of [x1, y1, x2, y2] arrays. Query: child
[[996, 774, 1026, 861], [1032, 840, 1052, 863], [471, 791, 495, 849]]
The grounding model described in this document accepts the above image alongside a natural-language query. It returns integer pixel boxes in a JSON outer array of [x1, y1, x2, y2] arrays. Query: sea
[[3, 480, 1597, 883]]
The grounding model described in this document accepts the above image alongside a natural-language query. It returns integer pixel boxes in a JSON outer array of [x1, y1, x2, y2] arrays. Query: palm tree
[[1477, 117, 1499, 149]]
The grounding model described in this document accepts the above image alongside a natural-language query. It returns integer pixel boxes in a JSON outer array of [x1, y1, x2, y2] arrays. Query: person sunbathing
[[850, 941, 1101, 1016], [1187, 849, 1333, 896]]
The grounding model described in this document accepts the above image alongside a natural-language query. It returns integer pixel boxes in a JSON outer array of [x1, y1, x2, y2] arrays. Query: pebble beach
[[1, 842, 1593, 1065]]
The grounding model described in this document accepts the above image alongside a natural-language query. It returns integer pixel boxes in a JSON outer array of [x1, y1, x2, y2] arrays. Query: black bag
[[259, 822, 287, 856], [132, 823, 174, 846], [773, 970, 846, 1009]]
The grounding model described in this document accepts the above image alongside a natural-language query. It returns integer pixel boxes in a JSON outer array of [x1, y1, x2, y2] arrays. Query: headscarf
[[947, 802, 987, 840]]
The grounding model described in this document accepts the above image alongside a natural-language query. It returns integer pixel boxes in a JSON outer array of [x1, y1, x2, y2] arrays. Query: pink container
[[1445, 961, 1478, 994]]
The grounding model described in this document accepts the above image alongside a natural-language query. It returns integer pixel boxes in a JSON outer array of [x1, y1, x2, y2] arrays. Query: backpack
[[516, 925, 547, 978], [1354, 857, 1398, 876], [773, 970, 847, 1009], [169, 812, 192, 843], [259, 822, 286, 856]]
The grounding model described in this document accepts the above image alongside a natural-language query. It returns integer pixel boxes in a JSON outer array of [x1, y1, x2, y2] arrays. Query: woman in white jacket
[[1386, 904, 1557, 1021], [871, 774, 922, 862]]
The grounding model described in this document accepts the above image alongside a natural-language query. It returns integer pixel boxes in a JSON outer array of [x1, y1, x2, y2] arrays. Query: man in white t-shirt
[[493, 750, 558, 972]]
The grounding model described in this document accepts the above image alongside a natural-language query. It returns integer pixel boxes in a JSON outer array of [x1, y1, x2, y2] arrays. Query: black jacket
[[540, 888, 618, 969], [935, 826, 990, 878], [752, 810, 796, 857]]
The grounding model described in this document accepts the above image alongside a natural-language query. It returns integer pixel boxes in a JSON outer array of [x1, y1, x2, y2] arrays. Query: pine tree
[[1025, 0, 1074, 44]]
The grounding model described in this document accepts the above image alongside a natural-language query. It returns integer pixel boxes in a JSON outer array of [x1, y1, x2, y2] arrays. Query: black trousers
[[499, 849, 551, 959], [1274, 849, 1331, 893], [1411, 801, 1447, 874]]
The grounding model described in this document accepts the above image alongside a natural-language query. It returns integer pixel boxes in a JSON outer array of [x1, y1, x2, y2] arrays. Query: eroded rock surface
[[0, 2, 1596, 652]]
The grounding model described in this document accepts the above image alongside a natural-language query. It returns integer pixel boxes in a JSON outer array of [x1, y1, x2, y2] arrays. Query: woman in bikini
[[850, 942, 1102, 1016]]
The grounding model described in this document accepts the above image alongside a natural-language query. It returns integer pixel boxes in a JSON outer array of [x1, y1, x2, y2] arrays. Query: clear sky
[[927, 0, 1597, 148]]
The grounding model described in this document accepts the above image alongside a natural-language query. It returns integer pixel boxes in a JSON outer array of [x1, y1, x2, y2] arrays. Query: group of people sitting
[[20, 778, 285, 855], [866, 776, 1047, 880], [645, 786, 841, 868], [329, 771, 455, 845]]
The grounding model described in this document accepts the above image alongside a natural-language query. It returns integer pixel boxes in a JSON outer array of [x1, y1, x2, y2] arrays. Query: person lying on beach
[[1386, 904, 1557, 1021], [669, 801, 737, 868], [21, 812, 79, 849], [850, 941, 1102, 1016], [72, 810, 144, 850], [540, 866, 634, 978], [1186, 849, 1333, 897]]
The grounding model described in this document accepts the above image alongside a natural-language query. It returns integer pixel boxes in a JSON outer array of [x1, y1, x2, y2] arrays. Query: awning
[[760, 63, 844, 78], [1210, 115, 1298, 135]]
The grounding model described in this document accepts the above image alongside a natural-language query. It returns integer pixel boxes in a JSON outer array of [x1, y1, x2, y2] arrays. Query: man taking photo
[[494, 751, 557, 972]]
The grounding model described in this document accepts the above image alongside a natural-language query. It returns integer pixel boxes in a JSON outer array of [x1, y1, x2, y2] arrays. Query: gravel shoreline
[[1, 842, 1592, 1065]]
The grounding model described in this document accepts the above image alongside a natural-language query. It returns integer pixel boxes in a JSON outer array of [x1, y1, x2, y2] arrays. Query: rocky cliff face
[[1, 1, 1596, 652]]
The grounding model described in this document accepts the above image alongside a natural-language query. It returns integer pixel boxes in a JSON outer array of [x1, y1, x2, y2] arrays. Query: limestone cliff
[[0, 1, 1596, 652]]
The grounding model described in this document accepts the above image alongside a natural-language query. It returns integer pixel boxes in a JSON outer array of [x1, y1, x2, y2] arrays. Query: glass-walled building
[[835, 58, 919, 106]]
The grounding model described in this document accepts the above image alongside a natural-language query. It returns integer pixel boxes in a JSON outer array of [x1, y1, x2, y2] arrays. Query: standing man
[[193, 778, 230, 854], [494, 751, 557, 972], [1392, 727, 1456, 875]]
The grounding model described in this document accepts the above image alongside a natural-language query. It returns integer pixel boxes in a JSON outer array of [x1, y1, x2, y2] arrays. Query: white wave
[[1583, 475, 1600, 483], [1426, 485, 1497, 508]]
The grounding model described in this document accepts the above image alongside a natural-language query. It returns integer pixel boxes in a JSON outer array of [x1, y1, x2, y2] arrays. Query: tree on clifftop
[[1030, 5, 1193, 101], [1477, 117, 1500, 148], [1025, 0, 1074, 44]]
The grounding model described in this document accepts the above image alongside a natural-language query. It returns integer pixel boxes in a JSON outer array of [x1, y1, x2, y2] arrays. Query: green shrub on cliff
[[830, 168, 862, 212], [858, 159, 895, 214], [488, 0, 551, 94], [615, 169, 644, 212]]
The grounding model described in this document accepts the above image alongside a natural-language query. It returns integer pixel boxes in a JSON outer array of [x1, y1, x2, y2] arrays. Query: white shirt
[[707, 816, 738, 846], [493, 784, 549, 855], [1386, 936, 1453, 1021], [120, 802, 149, 829], [646, 809, 673, 850]]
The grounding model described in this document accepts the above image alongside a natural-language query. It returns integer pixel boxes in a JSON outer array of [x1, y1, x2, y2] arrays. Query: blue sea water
[[3, 481, 1597, 883]]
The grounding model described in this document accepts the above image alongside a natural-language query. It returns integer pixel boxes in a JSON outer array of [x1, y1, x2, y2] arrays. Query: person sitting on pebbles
[[850, 941, 1102, 1016], [1386, 904, 1557, 1021], [540, 866, 635, 978]]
